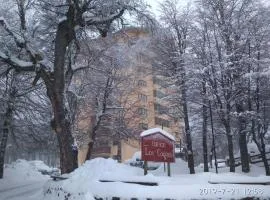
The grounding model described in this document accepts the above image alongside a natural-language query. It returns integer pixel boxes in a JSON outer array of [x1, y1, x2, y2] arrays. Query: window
[[155, 117, 170, 128], [136, 53, 147, 63], [153, 77, 166, 87], [169, 107, 179, 115], [139, 123, 148, 130], [128, 37, 138, 46], [154, 103, 168, 114], [138, 93, 147, 102], [153, 77, 162, 85], [153, 90, 166, 99], [138, 80, 147, 87], [136, 53, 143, 63], [137, 107, 147, 117], [137, 65, 147, 74]]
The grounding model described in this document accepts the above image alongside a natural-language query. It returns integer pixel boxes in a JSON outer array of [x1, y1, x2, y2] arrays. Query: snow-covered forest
[[1, 0, 270, 199]]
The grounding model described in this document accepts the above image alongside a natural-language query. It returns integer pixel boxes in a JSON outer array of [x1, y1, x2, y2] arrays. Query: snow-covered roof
[[140, 128, 175, 141]]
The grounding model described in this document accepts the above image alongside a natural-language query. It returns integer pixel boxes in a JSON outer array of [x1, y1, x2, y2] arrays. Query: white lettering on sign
[[144, 147, 154, 156], [157, 149, 173, 160], [144, 146, 173, 161], [151, 141, 166, 148]]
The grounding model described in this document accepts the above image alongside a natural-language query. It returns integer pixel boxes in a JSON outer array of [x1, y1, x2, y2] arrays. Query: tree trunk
[[0, 121, 9, 179], [209, 101, 218, 173], [202, 82, 209, 172], [86, 142, 94, 160], [44, 6, 77, 174], [251, 90, 270, 175], [260, 139, 270, 176], [261, 154, 270, 176], [227, 134, 235, 172], [182, 75, 195, 174], [261, 104, 270, 176], [252, 127, 270, 176], [0, 107, 13, 178], [236, 103, 250, 173], [48, 80, 77, 174], [54, 115, 76, 173], [0, 86, 15, 179], [225, 123, 235, 172], [238, 130, 249, 172]]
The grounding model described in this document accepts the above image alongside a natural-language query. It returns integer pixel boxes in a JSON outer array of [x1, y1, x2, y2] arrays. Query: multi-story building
[[89, 27, 183, 162]]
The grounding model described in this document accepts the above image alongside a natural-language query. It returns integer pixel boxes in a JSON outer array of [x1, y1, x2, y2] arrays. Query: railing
[[250, 152, 270, 164], [225, 152, 270, 167]]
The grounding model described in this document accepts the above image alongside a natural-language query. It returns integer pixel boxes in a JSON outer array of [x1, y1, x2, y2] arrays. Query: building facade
[[82, 27, 183, 163]]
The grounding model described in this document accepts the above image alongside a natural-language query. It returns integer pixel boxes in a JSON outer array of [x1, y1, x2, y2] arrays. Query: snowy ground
[[1, 158, 270, 200], [0, 160, 51, 200]]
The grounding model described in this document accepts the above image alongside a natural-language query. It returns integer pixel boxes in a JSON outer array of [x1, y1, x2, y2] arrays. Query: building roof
[[140, 128, 175, 141]]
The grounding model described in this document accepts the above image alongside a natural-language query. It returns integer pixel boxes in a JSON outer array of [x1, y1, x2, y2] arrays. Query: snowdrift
[[43, 157, 270, 200]]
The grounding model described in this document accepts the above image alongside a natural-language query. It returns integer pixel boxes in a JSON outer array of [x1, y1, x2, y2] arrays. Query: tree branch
[[0, 17, 25, 48], [0, 51, 35, 72], [84, 8, 125, 26]]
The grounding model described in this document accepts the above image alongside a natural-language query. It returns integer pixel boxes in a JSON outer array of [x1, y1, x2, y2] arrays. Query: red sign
[[141, 132, 175, 162]]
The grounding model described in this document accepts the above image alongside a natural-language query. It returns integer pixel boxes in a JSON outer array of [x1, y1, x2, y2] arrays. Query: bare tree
[[247, 3, 270, 175], [68, 34, 149, 164], [152, 0, 195, 174], [0, 0, 152, 173], [0, 66, 52, 178]]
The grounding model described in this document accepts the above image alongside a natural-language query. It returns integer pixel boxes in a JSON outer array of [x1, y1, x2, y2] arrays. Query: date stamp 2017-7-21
[[199, 187, 264, 197]]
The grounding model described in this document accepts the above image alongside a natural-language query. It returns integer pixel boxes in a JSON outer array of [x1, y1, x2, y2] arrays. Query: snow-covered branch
[[0, 17, 25, 48], [0, 51, 35, 71], [83, 8, 125, 26], [0, 16, 44, 66]]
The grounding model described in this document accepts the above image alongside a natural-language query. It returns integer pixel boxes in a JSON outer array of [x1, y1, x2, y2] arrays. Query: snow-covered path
[[0, 180, 47, 200], [0, 160, 52, 200]]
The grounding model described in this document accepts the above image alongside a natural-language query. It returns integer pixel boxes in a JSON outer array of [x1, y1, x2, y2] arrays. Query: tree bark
[[44, 6, 77, 174], [0, 88, 15, 179], [182, 72, 195, 174], [0, 105, 14, 178], [239, 129, 249, 172], [0, 117, 11, 179], [260, 134, 270, 176], [225, 122, 235, 172], [202, 82, 209, 172], [209, 101, 218, 173], [236, 103, 250, 173]]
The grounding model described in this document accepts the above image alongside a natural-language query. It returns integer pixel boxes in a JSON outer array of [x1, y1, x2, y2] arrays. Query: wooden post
[[144, 161, 148, 175], [164, 162, 166, 172], [167, 162, 171, 177]]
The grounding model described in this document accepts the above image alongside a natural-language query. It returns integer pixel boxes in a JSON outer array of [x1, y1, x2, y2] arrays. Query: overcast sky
[[146, 0, 191, 16], [147, 0, 161, 10], [146, 0, 161, 15], [146, 0, 269, 15]]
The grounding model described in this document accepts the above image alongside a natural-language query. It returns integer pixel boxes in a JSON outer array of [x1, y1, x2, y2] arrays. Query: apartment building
[[90, 27, 183, 162]]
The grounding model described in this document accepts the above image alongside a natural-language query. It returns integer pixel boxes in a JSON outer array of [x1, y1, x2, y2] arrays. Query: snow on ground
[[43, 158, 270, 200], [1, 159, 50, 187], [1, 158, 270, 200], [0, 159, 51, 200]]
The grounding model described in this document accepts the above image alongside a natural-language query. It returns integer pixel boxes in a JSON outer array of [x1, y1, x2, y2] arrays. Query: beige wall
[[117, 28, 183, 143], [120, 138, 140, 162]]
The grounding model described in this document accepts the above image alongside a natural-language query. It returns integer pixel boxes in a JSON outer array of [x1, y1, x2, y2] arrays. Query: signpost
[[140, 128, 175, 176]]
